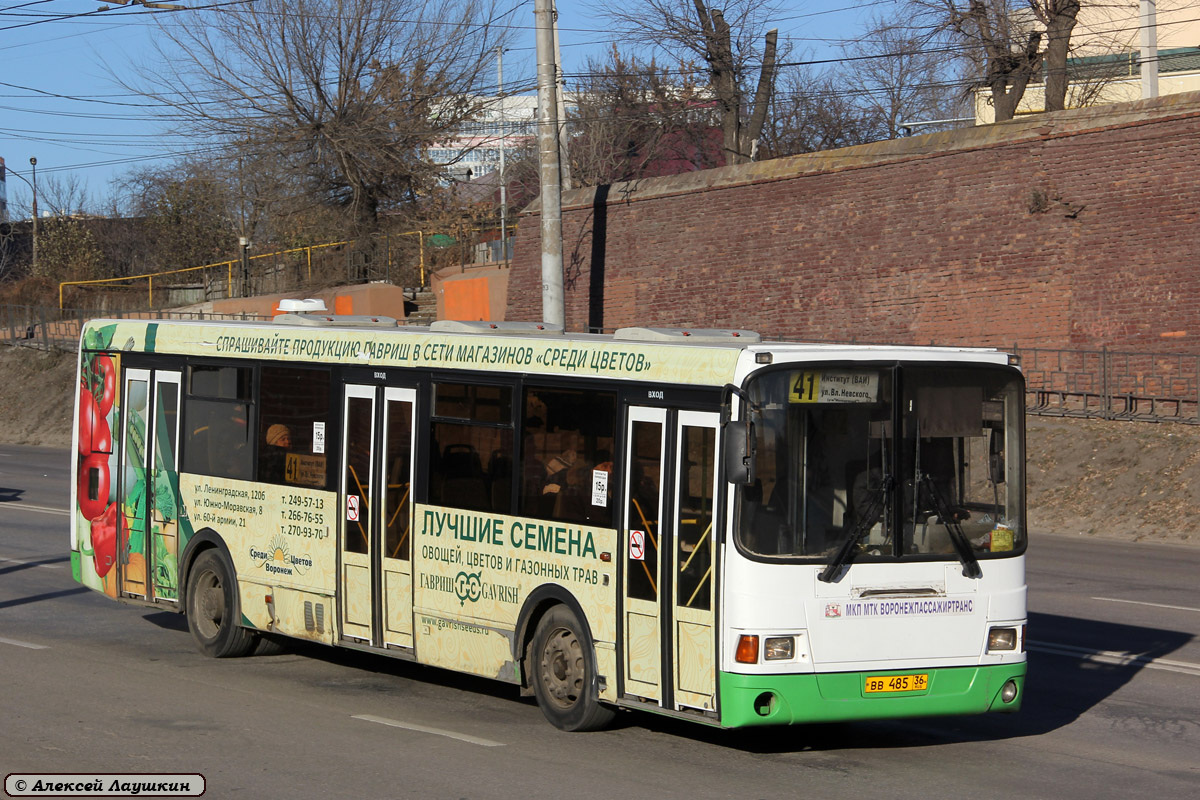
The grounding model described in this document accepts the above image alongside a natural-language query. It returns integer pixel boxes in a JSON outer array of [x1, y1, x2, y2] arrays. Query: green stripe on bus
[[718, 664, 1026, 728]]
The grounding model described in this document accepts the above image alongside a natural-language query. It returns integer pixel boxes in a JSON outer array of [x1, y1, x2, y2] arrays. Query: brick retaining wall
[[506, 92, 1200, 352]]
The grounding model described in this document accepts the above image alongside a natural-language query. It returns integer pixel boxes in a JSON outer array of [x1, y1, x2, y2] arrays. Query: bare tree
[[126, 0, 513, 248], [920, 0, 1045, 122], [565, 48, 723, 185], [597, 0, 784, 164], [39, 173, 92, 218], [842, 11, 968, 139], [1031, 1, 1081, 112], [760, 67, 876, 157], [35, 219, 104, 281], [123, 162, 239, 270], [910, 1, 1095, 122]]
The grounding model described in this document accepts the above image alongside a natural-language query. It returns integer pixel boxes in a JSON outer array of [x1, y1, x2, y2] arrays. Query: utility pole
[[29, 157, 38, 276], [534, 0, 564, 327], [1140, 0, 1159, 99], [239, 236, 250, 297], [552, 0, 571, 191]]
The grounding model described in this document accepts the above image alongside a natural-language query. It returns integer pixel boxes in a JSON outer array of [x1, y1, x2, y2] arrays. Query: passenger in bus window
[[261, 423, 291, 483]]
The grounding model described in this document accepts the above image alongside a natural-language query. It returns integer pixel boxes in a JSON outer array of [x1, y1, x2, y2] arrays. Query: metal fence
[[1016, 346, 1200, 423], [5, 308, 1199, 425], [1, 304, 270, 353]]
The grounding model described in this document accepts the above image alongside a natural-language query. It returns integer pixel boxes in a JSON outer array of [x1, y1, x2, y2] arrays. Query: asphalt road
[[2, 444, 1197, 800]]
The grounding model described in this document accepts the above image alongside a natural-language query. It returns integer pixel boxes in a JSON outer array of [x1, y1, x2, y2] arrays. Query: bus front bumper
[[718, 663, 1026, 728]]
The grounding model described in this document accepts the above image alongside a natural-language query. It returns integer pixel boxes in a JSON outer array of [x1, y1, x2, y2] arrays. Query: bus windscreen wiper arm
[[920, 475, 982, 579], [819, 475, 893, 583]]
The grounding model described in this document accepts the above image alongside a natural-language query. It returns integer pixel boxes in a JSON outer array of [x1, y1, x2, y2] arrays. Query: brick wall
[[506, 92, 1200, 352]]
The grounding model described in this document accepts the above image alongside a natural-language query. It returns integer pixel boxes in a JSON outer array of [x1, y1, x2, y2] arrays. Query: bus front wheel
[[530, 605, 615, 731], [186, 549, 258, 658]]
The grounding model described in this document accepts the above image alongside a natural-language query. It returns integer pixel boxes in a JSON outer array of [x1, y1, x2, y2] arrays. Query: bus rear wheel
[[186, 549, 258, 658], [530, 605, 615, 731]]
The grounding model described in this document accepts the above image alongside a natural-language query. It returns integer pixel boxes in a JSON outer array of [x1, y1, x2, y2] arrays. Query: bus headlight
[[764, 636, 794, 661], [987, 627, 1018, 652]]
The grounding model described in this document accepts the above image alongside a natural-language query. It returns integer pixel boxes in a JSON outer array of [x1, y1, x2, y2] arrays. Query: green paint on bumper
[[71, 550, 82, 583], [719, 663, 1026, 728]]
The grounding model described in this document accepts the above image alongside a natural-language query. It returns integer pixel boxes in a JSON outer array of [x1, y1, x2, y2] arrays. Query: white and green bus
[[71, 310, 1026, 731]]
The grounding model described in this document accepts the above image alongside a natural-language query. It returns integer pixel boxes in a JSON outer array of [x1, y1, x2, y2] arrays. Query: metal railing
[[55, 224, 519, 311], [1, 304, 270, 352], [1016, 346, 1200, 423]]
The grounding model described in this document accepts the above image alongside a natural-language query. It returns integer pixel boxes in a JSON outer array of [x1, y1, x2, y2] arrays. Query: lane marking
[[1092, 596, 1200, 613], [352, 714, 505, 747], [0, 503, 70, 517], [0, 636, 49, 650], [0, 556, 63, 569], [1029, 640, 1200, 677]]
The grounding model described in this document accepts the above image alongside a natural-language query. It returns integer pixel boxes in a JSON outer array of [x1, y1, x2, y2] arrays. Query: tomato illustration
[[91, 502, 118, 578], [78, 392, 112, 457], [78, 452, 110, 520], [90, 355, 117, 416]]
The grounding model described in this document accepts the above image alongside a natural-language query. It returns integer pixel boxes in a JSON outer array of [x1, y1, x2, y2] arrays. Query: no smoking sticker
[[629, 530, 645, 561], [347, 495, 360, 522]]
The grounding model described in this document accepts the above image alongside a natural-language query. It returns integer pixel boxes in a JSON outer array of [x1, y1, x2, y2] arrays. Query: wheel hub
[[540, 627, 583, 708]]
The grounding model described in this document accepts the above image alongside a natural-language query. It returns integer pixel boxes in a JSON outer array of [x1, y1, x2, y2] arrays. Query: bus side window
[[429, 383, 514, 513], [182, 365, 254, 481], [182, 398, 253, 481], [257, 366, 331, 488], [519, 388, 616, 525]]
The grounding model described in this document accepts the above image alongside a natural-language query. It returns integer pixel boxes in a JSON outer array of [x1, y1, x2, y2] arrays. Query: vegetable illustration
[[89, 355, 117, 415], [78, 453, 110, 520], [78, 392, 112, 457], [91, 502, 118, 577]]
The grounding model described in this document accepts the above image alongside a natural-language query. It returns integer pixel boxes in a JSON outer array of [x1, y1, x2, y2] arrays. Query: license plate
[[865, 673, 928, 693]]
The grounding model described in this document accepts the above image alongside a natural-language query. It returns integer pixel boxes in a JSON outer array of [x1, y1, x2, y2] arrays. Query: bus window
[[736, 368, 894, 559], [182, 365, 255, 480], [677, 425, 715, 610], [626, 421, 662, 602], [257, 367, 331, 488], [189, 365, 251, 400], [900, 370, 1025, 555], [519, 388, 616, 525], [736, 365, 1024, 561], [429, 383, 514, 513]]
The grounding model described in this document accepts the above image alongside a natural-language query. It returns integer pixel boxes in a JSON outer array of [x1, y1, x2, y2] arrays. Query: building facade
[[427, 95, 539, 183]]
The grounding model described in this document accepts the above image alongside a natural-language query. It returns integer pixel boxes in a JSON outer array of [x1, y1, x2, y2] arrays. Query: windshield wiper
[[819, 475, 893, 583], [919, 474, 982, 579]]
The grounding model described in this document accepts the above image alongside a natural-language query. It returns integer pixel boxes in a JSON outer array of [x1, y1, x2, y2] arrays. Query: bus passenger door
[[117, 368, 182, 602], [339, 383, 417, 649], [670, 411, 720, 712], [380, 387, 416, 649], [621, 407, 668, 704], [339, 385, 376, 643]]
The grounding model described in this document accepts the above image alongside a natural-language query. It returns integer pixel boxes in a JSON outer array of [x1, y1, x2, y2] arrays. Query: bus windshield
[[735, 363, 1025, 563]]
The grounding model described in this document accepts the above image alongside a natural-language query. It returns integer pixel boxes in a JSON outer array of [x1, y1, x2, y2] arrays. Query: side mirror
[[723, 422, 756, 486], [988, 428, 1005, 485]]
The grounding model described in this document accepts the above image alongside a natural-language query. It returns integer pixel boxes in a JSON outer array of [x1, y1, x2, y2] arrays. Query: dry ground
[[3, 345, 1197, 546]]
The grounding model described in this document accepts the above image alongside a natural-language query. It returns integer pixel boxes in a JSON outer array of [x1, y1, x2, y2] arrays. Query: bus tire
[[530, 605, 615, 731], [186, 549, 257, 658]]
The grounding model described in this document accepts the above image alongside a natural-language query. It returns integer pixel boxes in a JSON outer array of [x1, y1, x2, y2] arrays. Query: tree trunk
[[1043, 3, 1080, 112], [988, 30, 1042, 122], [743, 28, 778, 160], [692, 2, 743, 165]]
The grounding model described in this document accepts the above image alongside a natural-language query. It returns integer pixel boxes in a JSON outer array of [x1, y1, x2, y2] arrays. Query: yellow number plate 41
[[865, 674, 929, 694]]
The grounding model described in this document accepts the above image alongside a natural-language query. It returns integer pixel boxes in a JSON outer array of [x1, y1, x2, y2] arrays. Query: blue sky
[[0, 0, 891, 215]]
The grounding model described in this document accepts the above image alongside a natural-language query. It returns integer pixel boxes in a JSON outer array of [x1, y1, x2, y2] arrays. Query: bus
[[70, 310, 1026, 731]]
